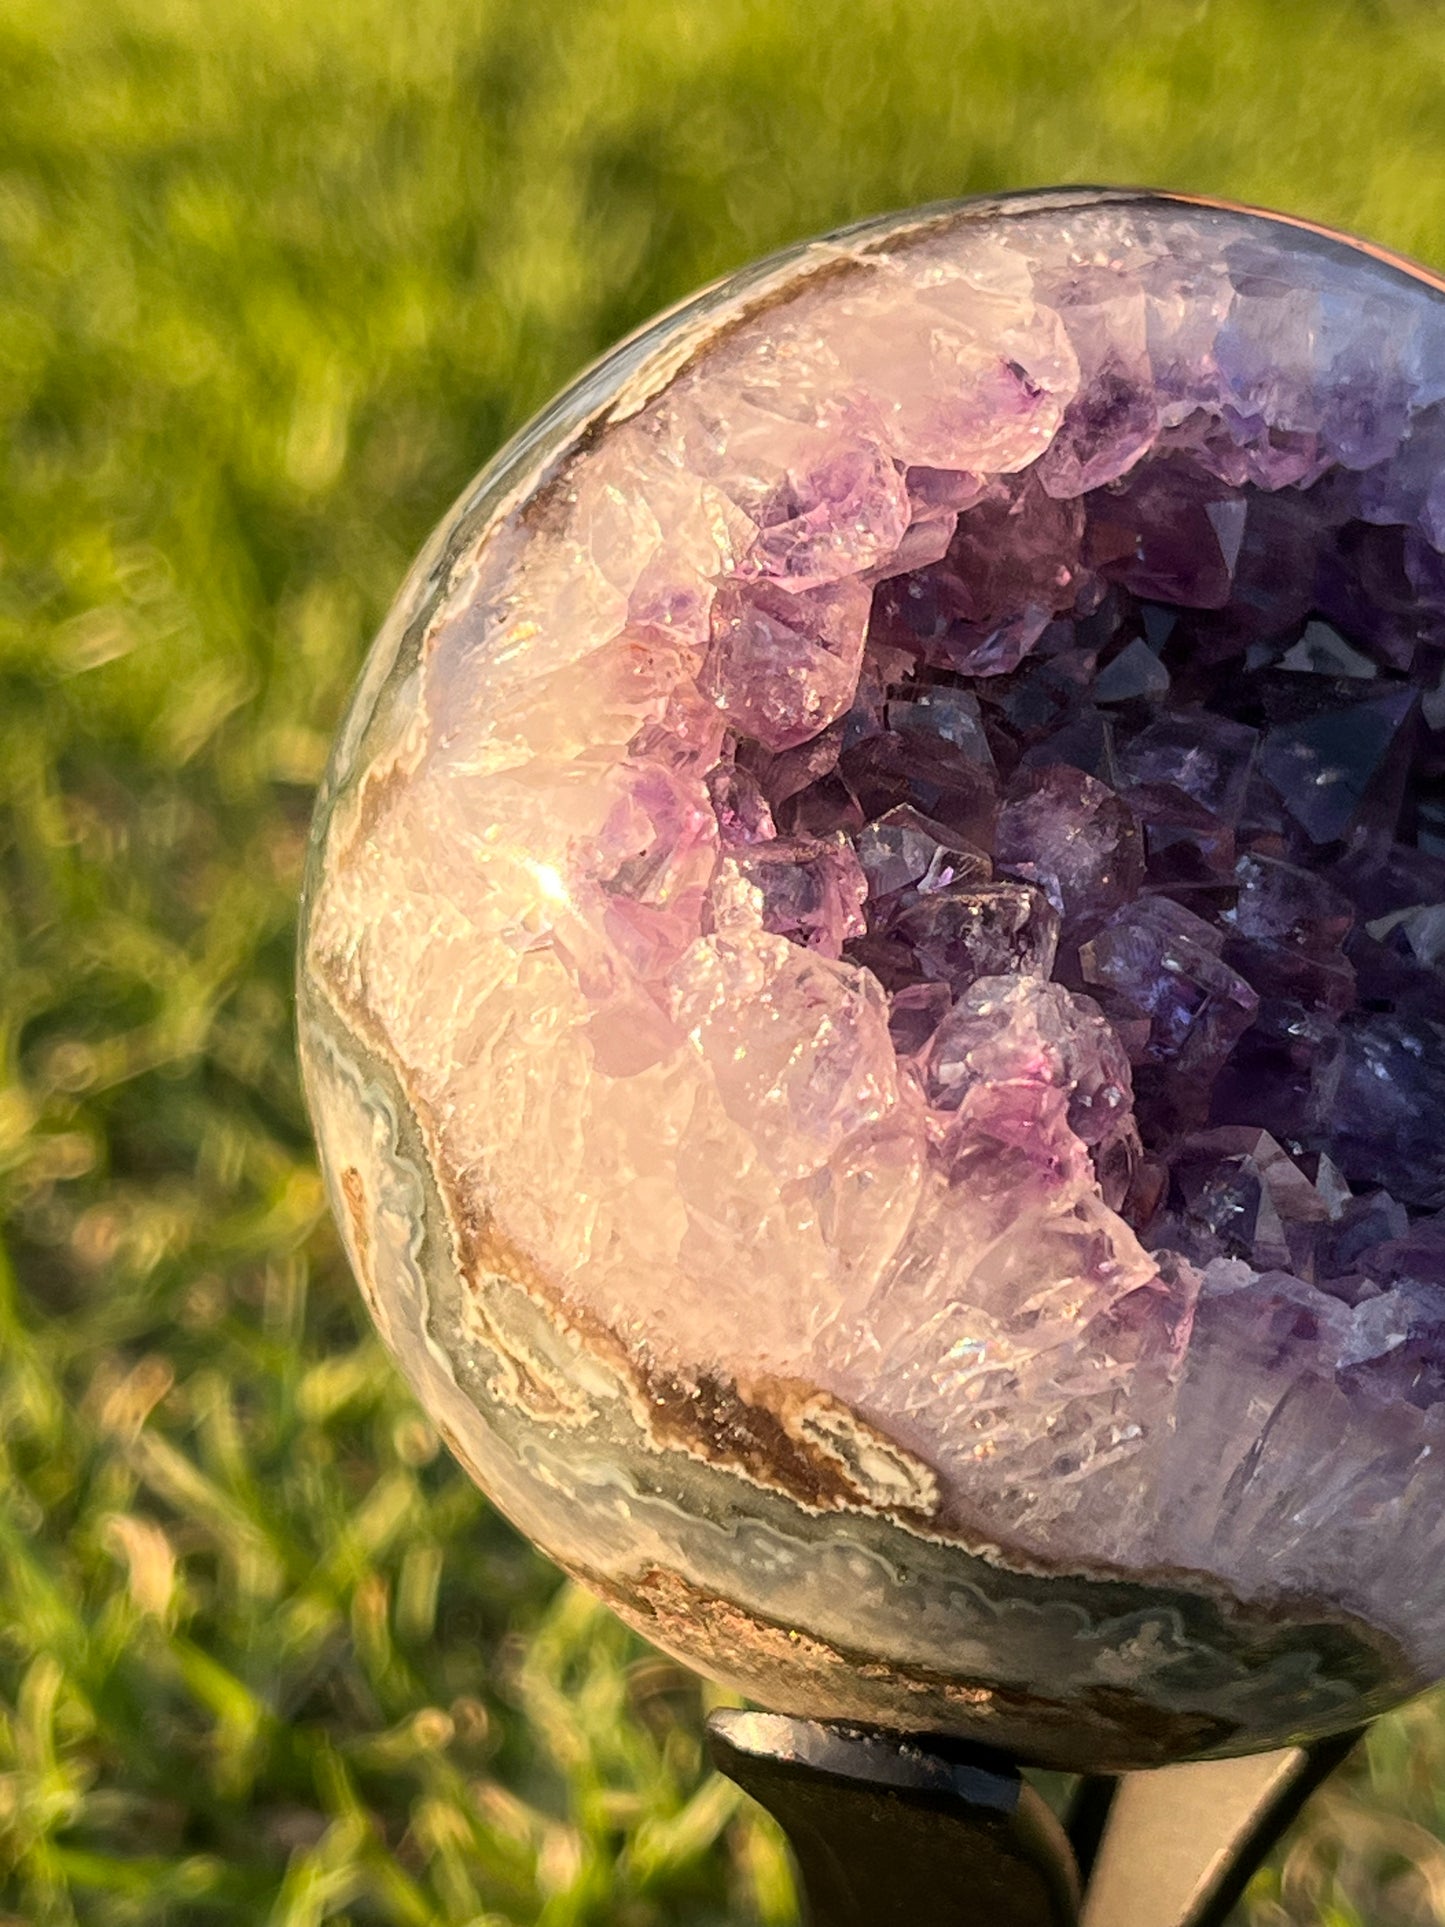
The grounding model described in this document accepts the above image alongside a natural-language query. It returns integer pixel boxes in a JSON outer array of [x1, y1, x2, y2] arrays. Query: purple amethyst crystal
[[838, 728, 998, 845], [304, 192, 1445, 1772], [714, 833, 868, 958], [1259, 685, 1417, 849], [855, 803, 990, 909], [995, 764, 1146, 927], [925, 975, 1139, 1202], [892, 878, 1061, 993], [1310, 1014, 1445, 1206], [1078, 895, 1259, 1087], [704, 576, 871, 751]]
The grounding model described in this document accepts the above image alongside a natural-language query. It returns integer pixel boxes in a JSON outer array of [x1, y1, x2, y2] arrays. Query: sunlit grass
[[3, 0, 1445, 1918]]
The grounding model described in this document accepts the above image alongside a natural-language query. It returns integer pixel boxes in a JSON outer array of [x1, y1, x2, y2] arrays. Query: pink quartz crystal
[[301, 191, 1445, 1770]]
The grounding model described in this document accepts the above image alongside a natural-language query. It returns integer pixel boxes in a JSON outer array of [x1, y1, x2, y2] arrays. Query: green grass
[[4, 0, 1445, 1919]]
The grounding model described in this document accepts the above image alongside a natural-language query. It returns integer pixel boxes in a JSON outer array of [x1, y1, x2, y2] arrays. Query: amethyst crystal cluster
[[301, 192, 1445, 1769], [731, 462, 1445, 1273]]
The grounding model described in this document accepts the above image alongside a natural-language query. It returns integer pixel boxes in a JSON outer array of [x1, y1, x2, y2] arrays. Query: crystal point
[[894, 878, 1061, 994]]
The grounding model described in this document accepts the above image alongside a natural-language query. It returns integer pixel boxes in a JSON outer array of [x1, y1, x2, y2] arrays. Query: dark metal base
[[708, 1711, 1363, 1927]]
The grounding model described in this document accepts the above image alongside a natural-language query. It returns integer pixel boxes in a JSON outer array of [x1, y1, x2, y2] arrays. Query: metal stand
[[708, 1711, 1363, 1927]]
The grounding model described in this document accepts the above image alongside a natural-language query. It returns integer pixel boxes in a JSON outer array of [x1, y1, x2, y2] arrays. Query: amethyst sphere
[[300, 190, 1445, 1771]]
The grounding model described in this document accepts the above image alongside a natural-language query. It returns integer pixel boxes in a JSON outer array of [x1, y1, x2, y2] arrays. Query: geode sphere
[[300, 190, 1445, 1772]]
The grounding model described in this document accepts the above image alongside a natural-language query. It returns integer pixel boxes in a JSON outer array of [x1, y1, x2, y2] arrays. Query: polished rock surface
[[300, 190, 1445, 1768]]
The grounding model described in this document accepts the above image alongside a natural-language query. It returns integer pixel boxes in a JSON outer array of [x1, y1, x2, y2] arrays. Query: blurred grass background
[[4, 0, 1445, 1919]]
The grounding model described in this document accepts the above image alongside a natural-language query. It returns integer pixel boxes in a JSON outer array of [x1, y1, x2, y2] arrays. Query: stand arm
[[707, 1710, 1364, 1927], [708, 1711, 1080, 1927]]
